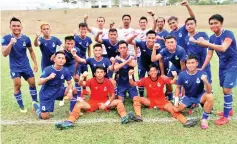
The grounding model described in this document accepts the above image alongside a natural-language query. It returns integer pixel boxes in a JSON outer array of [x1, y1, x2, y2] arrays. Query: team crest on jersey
[[61, 74, 64, 79], [179, 33, 182, 38], [23, 41, 26, 47], [11, 72, 15, 76], [52, 42, 55, 47], [104, 86, 107, 91], [157, 82, 161, 87], [196, 78, 200, 84], [175, 55, 179, 60]]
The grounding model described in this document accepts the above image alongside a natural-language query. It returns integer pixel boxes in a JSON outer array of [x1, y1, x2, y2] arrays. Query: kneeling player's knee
[[41, 112, 50, 120], [206, 94, 214, 103]]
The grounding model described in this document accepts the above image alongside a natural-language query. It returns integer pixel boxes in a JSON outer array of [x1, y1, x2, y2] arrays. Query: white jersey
[[90, 27, 108, 55], [135, 29, 149, 41], [118, 28, 136, 56]]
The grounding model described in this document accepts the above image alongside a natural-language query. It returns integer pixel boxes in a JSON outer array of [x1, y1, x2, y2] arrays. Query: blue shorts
[[10, 70, 34, 80], [117, 84, 138, 99], [39, 86, 66, 112], [167, 64, 181, 77], [181, 92, 205, 107], [219, 68, 237, 89]]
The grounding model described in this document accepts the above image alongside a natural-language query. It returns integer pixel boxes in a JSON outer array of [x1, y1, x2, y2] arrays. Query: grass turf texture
[[1, 29, 237, 143]]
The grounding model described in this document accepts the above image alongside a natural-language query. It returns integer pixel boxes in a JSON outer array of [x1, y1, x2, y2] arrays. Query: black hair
[[95, 66, 106, 73], [97, 16, 105, 22], [122, 14, 131, 20], [164, 35, 176, 41], [209, 14, 224, 24], [65, 36, 75, 41], [146, 30, 156, 36], [185, 17, 197, 24], [148, 63, 158, 71], [139, 16, 148, 22], [118, 40, 128, 47], [93, 43, 102, 49], [187, 55, 198, 62], [79, 22, 88, 28], [109, 28, 117, 33], [55, 50, 65, 57], [167, 16, 178, 23], [156, 17, 166, 23], [10, 17, 21, 24]]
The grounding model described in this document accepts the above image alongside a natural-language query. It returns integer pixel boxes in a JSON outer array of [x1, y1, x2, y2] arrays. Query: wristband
[[129, 75, 133, 79], [105, 100, 110, 106]]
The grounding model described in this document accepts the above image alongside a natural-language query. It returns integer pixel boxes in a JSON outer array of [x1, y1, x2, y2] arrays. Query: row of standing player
[[1, 0, 237, 128]]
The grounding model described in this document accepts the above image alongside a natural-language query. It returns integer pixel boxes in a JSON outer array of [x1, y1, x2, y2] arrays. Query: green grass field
[[1, 29, 237, 144]]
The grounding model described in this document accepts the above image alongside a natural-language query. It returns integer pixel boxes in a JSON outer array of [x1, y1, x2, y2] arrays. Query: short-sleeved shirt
[[118, 28, 136, 55], [86, 57, 111, 77], [177, 70, 207, 98], [40, 66, 72, 94], [169, 25, 188, 52], [135, 41, 160, 70], [101, 39, 119, 59], [209, 29, 237, 70], [115, 55, 135, 85], [156, 29, 169, 48], [74, 35, 92, 57], [85, 78, 114, 101], [1, 34, 32, 72], [135, 29, 149, 41], [38, 36, 62, 70], [90, 27, 108, 55], [136, 76, 171, 100], [159, 45, 187, 69], [185, 32, 210, 69]]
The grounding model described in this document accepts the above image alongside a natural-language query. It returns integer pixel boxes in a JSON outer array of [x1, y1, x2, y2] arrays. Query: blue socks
[[70, 94, 77, 112], [14, 91, 24, 108], [202, 112, 210, 120], [223, 93, 233, 118], [29, 86, 38, 102]]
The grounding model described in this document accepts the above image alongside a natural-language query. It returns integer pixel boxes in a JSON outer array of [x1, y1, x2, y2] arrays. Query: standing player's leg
[[164, 60, 174, 101], [199, 92, 213, 129], [12, 73, 27, 113], [26, 75, 38, 102], [215, 70, 237, 125]]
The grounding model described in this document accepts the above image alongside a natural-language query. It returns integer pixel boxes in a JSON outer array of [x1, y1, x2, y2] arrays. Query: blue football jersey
[[2, 34, 32, 72], [156, 29, 169, 48], [102, 39, 119, 59], [74, 35, 92, 57], [169, 25, 188, 52], [86, 57, 111, 77]]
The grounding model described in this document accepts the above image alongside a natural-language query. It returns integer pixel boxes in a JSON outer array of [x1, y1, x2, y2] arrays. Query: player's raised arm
[[147, 10, 156, 31], [114, 56, 132, 71], [34, 33, 41, 47], [200, 50, 213, 70], [83, 15, 92, 33], [126, 33, 138, 46], [128, 69, 137, 86], [38, 72, 56, 85], [28, 47, 38, 72], [108, 57, 115, 71], [71, 48, 86, 64], [78, 71, 88, 86], [151, 43, 162, 62], [181, 0, 195, 18], [94, 31, 103, 43], [2, 37, 16, 57], [201, 74, 212, 94]]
